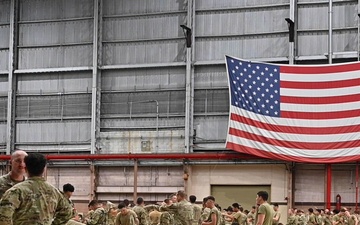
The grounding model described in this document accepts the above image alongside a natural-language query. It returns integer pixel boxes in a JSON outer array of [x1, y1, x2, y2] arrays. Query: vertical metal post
[[133, 159, 138, 202], [91, 0, 102, 154], [326, 164, 332, 209], [184, 0, 194, 154], [6, 0, 19, 155], [288, 0, 296, 65], [328, 0, 333, 64], [356, 162, 359, 211]]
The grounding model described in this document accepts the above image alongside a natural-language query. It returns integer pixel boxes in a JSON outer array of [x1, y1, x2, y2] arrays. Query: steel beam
[[90, 0, 102, 154], [6, 0, 19, 155]]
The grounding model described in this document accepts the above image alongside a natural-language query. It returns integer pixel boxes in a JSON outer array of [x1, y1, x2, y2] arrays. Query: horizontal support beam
[[19, 16, 94, 24], [101, 62, 185, 70], [103, 10, 186, 19], [15, 66, 92, 74]]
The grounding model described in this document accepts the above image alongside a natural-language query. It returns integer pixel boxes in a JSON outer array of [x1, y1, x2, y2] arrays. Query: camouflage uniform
[[149, 210, 162, 225], [160, 199, 194, 225], [0, 176, 73, 225], [133, 205, 150, 225], [159, 211, 174, 225], [191, 204, 202, 225], [67, 220, 86, 225], [0, 172, 25, 199], [115, 209, 138, 225], [86, 207, 107, 225]]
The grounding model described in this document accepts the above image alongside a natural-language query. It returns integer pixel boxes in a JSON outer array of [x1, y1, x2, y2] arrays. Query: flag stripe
[[227, 135, 360, 157], [232, 106, 360, 127], [281, 93, 360, 104], [281, 101, 360, 112], [281, 77, 360, 89], [281, 70, 359, 82], [226, 142, 360, 163], [280, 62, 360, 74], [281, 108, 360, 120], [228, 127, 360, 150], [281, 85, 360, 97], [230, 112, 360, 135]]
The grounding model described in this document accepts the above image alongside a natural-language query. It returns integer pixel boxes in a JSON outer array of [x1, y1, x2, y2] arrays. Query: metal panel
[[103, 0, 186, 15], [19, 20, 93, 46], [102, 68, 185, 92], [194, 89, 229, 114], [16, 120, 91, 143], [195, 36, 288, 61], [0, 26, 9, 48], [17, 72, 92, 94], [103, 14, 185, 41], [194, 65, 227, 89], [18, 45, 93, 69], [100, 130, 184, 154], [0, 122, 5, 145], [101, 117, 185, 131], [103, 40, 185, 65], [297, 1, 358, 57], [193, 116, 229, 144], [20, 0, 93, 21], [196, 0, 289, 9], [0, 0, 10, 23], [16, 94, 91, 119], [0, 50, 8, 71], [0, 96, 7, 121], [101, 91, 185, 115]]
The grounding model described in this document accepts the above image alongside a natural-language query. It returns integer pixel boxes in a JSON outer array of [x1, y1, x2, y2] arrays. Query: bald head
[[10, 150, 28, 179]]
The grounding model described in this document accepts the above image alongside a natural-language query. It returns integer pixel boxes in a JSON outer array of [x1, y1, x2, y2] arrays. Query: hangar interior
[[0, 0, 360, 219]]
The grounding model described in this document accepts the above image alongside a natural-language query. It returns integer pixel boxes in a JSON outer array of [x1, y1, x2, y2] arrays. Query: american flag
[[225, 55, 360, 163]]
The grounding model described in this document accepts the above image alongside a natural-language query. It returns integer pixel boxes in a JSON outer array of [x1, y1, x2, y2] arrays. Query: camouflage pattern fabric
[[159, 211, 174, 225], [160, 200, 194, 225], [133, 205, 150, 225], [86, 207, 107, 225], [0, 176, 73, 225], [0, 173, 24, 199]]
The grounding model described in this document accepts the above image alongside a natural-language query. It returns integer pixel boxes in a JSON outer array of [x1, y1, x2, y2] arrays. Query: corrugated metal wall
[[0, 0, 359, 205]]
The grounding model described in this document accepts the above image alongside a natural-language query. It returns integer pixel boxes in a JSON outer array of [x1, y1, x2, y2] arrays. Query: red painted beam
[[0, 152, 259, 161]]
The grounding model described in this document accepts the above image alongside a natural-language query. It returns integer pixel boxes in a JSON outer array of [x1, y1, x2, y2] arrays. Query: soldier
[[160, 190, 194, 225], [159, 199, 174, 225], [0, 150, 27, 199], [133, 197, 150, 225], [201, 196, 222, 225], [272, 204, 280, 225], [63, 183, 76, 218], [201, 197, 211, 223], [85, 200, 107, 225], [0, 152, 73, 225], [247, 206, 257, 225], [254, 191, 274, 225], [106, 201, 118, 225], [116, 202, 139, 225], [190, 195, 202, 225]]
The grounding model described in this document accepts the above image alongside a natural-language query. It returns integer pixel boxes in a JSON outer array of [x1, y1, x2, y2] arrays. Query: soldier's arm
[[86, 210, 101, 225], [0, 189, 21, 225], [52, 192, 73, 225]]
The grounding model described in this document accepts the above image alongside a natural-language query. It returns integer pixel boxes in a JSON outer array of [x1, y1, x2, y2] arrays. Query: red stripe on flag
[[230, 113, 360, 135], [228, 127, 360, 150], [281, 109, 360, 120], [281, 77, 360, 89], [280, 93, 360, 104], [280, 62, 360, 74], [226, 142, 360, 163]]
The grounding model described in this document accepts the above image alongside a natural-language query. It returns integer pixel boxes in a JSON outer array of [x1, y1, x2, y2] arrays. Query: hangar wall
[[0, 0, 359, 214]]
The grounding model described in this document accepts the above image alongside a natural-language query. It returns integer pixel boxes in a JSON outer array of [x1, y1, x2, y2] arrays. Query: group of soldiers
[[287, 207, 360, 225]]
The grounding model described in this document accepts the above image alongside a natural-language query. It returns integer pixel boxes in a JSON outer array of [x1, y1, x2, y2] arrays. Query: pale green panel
[[211, 185, 271, 212]]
